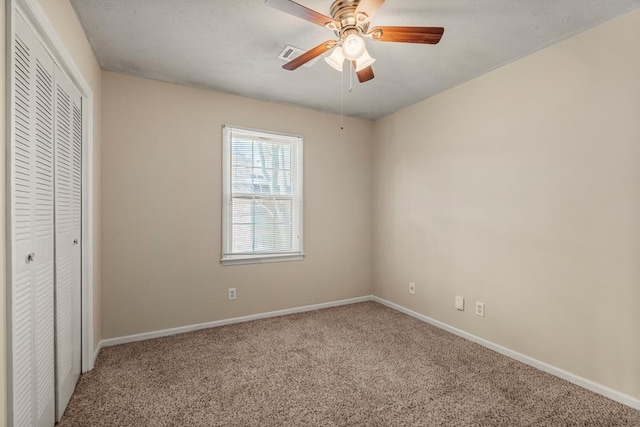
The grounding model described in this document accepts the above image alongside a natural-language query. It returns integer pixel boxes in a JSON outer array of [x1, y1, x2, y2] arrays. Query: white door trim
[[5, 1, 96, 423]]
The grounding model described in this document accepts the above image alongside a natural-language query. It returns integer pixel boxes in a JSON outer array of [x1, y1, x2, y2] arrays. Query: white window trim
[[221, 125, 304, 266], [221, 253, 305, 266]]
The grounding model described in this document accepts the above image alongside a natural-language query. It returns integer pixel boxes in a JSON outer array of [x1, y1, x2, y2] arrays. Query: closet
[[10, 8, 83, 426]]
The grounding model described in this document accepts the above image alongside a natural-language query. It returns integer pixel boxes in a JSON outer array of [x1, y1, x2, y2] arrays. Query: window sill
[[221, 253, 305, 266]]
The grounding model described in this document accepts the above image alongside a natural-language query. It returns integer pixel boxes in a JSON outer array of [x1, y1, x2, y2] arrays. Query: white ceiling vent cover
[[278, 45, 321, 68]]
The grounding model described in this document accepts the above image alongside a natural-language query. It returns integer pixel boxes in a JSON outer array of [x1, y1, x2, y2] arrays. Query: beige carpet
[[59, 302, 640, 426]]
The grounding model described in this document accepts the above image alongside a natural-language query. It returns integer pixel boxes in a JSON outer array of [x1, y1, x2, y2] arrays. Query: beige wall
[[2, 1, 101, 424], [372, 8, 640, 400], [1, 1, 7, 424], [100, 72, 372, 339]]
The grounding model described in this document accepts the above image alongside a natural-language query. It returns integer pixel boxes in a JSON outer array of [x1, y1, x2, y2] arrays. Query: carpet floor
[[59, 302, 640, 426]]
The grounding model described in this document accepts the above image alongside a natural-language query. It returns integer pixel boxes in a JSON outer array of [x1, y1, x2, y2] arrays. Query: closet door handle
[[73, 239, 79, 245], [25, 252, 35, 264]]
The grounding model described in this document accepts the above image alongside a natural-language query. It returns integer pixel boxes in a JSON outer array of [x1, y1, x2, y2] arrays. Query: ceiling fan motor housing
[[329, 0, 370, 38]]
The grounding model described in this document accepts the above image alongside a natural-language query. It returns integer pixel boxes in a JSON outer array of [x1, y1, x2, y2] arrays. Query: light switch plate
[[455, 295, 464, 311]]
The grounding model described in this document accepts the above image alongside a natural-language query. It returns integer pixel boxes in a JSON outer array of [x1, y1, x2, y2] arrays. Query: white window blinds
[[222, 126, 304, 265]]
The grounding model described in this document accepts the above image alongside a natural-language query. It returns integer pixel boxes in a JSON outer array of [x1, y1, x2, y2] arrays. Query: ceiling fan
[[265, 0, 444, 83]]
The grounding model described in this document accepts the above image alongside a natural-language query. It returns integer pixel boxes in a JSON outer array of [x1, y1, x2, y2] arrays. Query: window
[[221, 126, 304, 265]]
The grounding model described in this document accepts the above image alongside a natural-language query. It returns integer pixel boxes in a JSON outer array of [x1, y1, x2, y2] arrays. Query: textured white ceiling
[[71, 0, 640, 120]]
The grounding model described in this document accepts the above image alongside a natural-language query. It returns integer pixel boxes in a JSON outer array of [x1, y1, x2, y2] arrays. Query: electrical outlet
[[409, 282, 416, 295], [475, 301, 485, 317], [228, 288, 237, 301]]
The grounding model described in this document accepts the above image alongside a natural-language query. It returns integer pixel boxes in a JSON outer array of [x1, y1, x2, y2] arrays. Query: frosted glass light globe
[[355, 49, 375, 71], [342, 33, 366, 61], [325, 48, 345, 71]]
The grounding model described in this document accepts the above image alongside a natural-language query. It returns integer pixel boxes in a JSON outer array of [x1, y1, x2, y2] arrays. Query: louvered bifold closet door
[[54, 65, 83, 421], [12, 11, 56, 427]]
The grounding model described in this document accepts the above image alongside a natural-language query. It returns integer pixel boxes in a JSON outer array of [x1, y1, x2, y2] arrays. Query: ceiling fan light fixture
[[355, 49, 375, 71], [342, 33, 366, 61], [325, 47, 345, 71]]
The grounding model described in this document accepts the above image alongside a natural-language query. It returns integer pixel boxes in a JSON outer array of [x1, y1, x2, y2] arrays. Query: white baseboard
[[92, 340, 103, 367], [372, 296, 640, 411], [99, 295, 373, 349]]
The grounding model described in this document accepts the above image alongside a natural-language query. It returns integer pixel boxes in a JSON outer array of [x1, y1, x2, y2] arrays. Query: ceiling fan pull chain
[[340, 61, 344, 130], [340, 61, 345, 130]]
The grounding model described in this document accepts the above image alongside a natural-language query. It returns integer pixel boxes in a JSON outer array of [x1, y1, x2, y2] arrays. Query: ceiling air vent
[[278, 45, 321, 68]]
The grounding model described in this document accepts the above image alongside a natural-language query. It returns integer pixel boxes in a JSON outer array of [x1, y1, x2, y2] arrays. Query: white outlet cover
[[455, 296, 464, 311], [475, 302, 485, 317], [409, 282, 416, 295]]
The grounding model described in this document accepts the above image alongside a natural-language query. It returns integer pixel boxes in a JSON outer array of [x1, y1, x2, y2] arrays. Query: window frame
[[221, 125, 304, 266]]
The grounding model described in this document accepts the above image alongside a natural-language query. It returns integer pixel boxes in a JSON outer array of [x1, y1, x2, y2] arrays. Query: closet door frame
[[5, 0, 96, 424]]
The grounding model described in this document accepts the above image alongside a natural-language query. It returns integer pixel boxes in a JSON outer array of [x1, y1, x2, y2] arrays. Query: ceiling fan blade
[[368, 26, 444, 44], [353, 61, 375, 83], [355, 0, 386, 22], [283, 40, 337, 71], [265, 0, 336, 28]]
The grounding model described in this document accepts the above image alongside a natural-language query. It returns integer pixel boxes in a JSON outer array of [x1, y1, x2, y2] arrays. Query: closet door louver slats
[[34, 57, 56, 422], [12, 28, 35, 427], [54, 66, 83, 421], [12, 11, 56, 427]]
